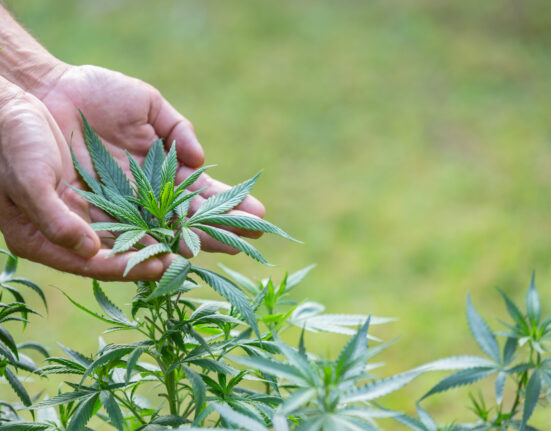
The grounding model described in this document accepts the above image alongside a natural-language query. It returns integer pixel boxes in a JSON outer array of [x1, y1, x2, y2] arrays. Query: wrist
[[0, 8, 70, 99]]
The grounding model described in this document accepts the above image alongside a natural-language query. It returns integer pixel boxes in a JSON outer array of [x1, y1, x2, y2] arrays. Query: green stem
[[144, 315, 163, 334], [165, 367, 179, 415], [510, 371, 527, 418], [113, 392, 146, 425]]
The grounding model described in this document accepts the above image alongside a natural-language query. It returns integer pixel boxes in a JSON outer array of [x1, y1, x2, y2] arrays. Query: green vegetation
[[2, 0, 551, 425], [2, 114, 551, 430]]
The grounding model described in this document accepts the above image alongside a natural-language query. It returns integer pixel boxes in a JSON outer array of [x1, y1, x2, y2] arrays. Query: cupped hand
[[0, 91, 171, 281], [37, 65, 266, 255]]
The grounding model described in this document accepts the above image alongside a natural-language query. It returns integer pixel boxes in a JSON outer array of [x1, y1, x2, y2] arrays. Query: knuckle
[[43, 218, 79, 248], [5, 236, 26, 258], [184, 119, 194, 131]]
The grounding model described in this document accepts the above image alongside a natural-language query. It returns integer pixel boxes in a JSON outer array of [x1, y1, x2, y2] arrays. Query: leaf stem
[[113, 392, 146, 425]]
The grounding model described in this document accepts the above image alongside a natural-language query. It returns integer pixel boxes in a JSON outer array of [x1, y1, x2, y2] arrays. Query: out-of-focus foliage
[[3, 0, 551, 424]]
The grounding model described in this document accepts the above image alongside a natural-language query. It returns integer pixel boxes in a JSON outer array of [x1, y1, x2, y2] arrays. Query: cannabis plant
[[407, 275, 551, 431], [0, 114, 549, 430], [0, 250, 48, 414]]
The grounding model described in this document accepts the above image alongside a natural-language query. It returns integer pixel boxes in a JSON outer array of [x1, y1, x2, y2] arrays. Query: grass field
[[3, 0, 551, 426]]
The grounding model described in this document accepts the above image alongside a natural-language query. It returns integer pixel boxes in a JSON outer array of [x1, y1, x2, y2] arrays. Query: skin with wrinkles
[[0, 7, 265, 280]]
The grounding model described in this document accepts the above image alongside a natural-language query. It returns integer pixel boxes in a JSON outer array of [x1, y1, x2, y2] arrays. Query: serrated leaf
[[416, 405, 437, 431], [0, 325, 18, 359], [174, 165, 215, 194], [336, 318, 370, 379], [147, 256, 190, 300], [189, 172, 261, 221], [182, 365, 206, 416], [124, 243, 171, 276], [287, 264, 316, 290], [414, 355, 497, 372], [150, 415, 188, 427], [522, 370, 541, 428], [37, 365, 84, 376], [74, 188, 146, 227], [421, 367, 496, 400], [175, 198, 191, 220], [93, 281, 132, 325], [191, 266, 259, 337], [81, 347, 134, 383], [5, 367, 31, 406], [192, 224, 268, 264], [17, 342, 49, 358], [503, 337, 517, 365], [228, 355, 309, 386], [499, 289, 528, 332], [104, 189, 149, 227], [393, 415, 427, 431], [273, 415, 290, 431], [70, 148, 104, 196], [57, 288, 128, 327], [495, 371, 506, 405], [526, 272, 541, 324], [0, 343, 17, 365], [31, 391, 95, 409], [191, 214, 299, 242], [0, 247, 16, 265], [189, 302, 219, 320], [0, 423, 52, 431], [126, 347, 146, 382], [218, 264, 259, 295], [89, 222, 142, 233], [160, 143, 178, 189], [278, 388, 316, 415], [109, 230, 146, 256], [276, 341, 317, 385], [9, 278, 47, 310], [80, 112, 132, 196], [143, 139, 165, 197], [467, 295, 501, 363], [187, 358, 238, 375], [57, 344, 92, 369], [342, 370, 422, 403], [67, 393, 98, 431], [127, 151, 155, 198], [212, 403, 269, 431], [181, 228, 201, 257], [100, 391, 124, 431]]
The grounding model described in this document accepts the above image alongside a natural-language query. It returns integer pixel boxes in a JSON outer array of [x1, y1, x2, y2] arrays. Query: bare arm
[[0, 6, 265, 279], [0, 7, 66, 96]]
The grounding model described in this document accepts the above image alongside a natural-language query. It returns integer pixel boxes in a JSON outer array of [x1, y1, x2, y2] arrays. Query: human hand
[[0, 82, 173, 280], [34, 64, 266, 256]]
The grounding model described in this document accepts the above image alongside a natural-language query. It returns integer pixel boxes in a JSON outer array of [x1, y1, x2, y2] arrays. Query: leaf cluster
[[1, 116, 550, 431], [0, 251, 48, 414]]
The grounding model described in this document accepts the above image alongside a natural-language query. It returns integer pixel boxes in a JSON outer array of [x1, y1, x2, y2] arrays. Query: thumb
[[9, 180, 101, 258]]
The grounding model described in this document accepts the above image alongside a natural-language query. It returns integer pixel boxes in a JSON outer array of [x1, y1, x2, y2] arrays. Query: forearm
[[0, 6, 67, 97]]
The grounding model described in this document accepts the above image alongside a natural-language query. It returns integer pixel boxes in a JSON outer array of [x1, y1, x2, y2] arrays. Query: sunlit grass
[[3, 0, 551, 425]]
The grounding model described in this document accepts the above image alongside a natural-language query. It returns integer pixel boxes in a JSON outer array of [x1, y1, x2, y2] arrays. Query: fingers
[[7, 176, 101, 258], [151, 96, 204, 168], [0, 100, 101, 258], [176, 166, 266, 218], [53, 249, 171, 282], [1, 212, 172, 282]]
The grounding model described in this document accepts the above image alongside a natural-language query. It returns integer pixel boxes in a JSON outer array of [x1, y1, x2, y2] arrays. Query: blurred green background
[[3, 0, 551, 426]]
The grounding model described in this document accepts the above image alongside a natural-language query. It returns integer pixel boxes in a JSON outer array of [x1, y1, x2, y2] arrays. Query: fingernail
[[75, 235, 98, 258]]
